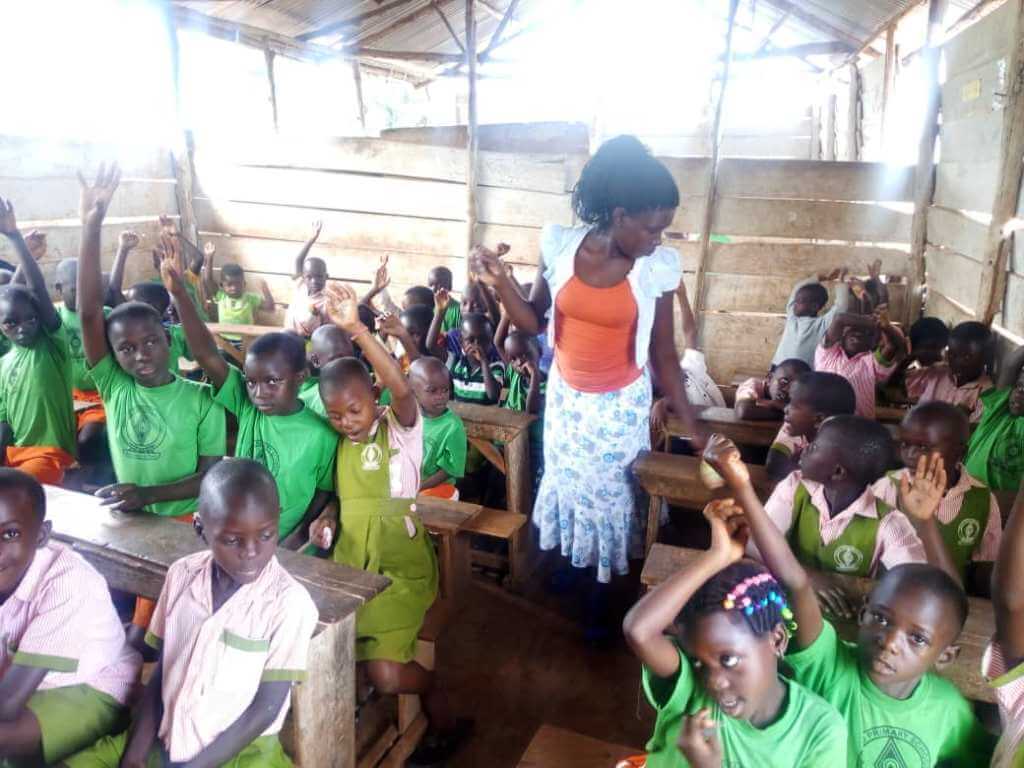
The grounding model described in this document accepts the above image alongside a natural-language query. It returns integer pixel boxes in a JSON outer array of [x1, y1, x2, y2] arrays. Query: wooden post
[[810, 104, 822, 159], [976, 0, 1024, 323], [880, 25, 896, 150], [907, 0, 947, 324], [465, 0, 479, 270], [847, 63, 862, 160], [692, 0, 740, 332], [163, 12, 199, 248], [264, 46, 279, 134], [825, 92, 838, 160], [351, 59, 367, 133]]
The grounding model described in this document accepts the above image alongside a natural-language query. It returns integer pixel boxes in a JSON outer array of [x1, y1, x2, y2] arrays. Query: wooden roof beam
[[728, 40, 855, 60], [754, 11, 790, 55], [418, 19, 537, 85], [431, 1, 465, 53], [294, 0, 417, 42], [485, 0, 521, 54], [354, 1, 452, 47], [758, 0, 874, 50], [844, 0, 928, 64]]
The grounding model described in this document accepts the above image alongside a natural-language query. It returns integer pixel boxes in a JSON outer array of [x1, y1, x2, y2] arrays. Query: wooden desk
[[207, 321, 281, 339], [641, 543, 996, 704], [44, 486, 388, 768], [517, 725, 638, 768], [667, 407, 779, 448]]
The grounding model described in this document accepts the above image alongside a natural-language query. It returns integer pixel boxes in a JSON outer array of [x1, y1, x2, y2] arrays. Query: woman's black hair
[[679, 560, 791, 638], [571, 135, 679, 230]]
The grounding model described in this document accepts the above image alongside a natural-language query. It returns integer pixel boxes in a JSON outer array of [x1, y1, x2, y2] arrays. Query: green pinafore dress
[[334, 417, 438, 663]]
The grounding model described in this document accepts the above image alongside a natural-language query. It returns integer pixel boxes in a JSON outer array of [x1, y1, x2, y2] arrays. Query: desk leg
[[645, 495, 662, 557], [505, 431, 532, 582], [290, 615, 357, 768]]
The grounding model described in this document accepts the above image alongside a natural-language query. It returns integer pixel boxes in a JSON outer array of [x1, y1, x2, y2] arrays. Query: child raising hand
[[622, 499, 847, 767]]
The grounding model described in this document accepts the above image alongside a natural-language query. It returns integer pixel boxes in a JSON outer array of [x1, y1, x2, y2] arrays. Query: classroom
[[1, 0, 1023, 766]]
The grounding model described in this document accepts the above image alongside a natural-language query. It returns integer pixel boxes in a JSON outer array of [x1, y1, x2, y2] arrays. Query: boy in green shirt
[[409, 357, 465, 499], [500, 330, 546, 496], [966, 345, 1024, 492], [299, 323, 354, 420], [164, 247, 337, 544], [0, 196, 76, 485], [705, 434, 996, 767], [428, 266, 461, 333], [201, 244, 274, 349], [76, 164, 226, 641]]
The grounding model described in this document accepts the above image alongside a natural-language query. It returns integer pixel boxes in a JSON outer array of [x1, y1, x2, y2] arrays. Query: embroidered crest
[[361, 443, 383, 472], [957, 518, 981, 546], [833, 544, 865, 573]]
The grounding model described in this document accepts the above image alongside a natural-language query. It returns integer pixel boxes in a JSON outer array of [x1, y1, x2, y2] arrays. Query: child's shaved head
[[403, 286, 434, 310], [814, 416, 896, 487], [126, 282, 171, 318], [320, 356, 373, 394], [409, 357, 450, 417], [309, 325, 354, 371], [428, 266, 453, 291], [198, 458, 279, 524], [0, 468, 46, 522]]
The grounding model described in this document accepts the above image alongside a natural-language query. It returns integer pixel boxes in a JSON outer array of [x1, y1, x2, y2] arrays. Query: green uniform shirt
[[167, 324, 193, 375], [440, 302, 462, 334], [421, 408, 466, 483], [449, 354, 504, 405], [787, 621, 995, 767], [58, 305, 110, 392], [642, 645, 847, 767], [215, 366, 337, 538], [966, 388, 1024, 491], [215, 290, 262, 341], [298, 376, 327, 420], [89, 354, 226, 517], [0, 323, 75, 454], [149, 277, 207, 322]]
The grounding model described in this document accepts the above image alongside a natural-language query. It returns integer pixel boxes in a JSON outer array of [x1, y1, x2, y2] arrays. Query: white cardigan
[[540, 224, 682, 370]]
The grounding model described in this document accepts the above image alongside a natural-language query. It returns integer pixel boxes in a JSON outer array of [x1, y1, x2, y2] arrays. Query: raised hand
[[372, 254, 390, 293], [869, 258, 883, 281], [899, 452, 947, 522], [434, 286, 450, 312], [323, 283, 361, 332], [203, 241, 216, 258], [310, 219, 323, 240], [24, 230, 47, 260], [468, 245, 507, 287], [158, 239, 185, 296], [0, 197, 18, 236], [77, 163, 121, 223], [677, 709, 722, 768], [376, 313, 404, 339], [703, 498, 749, 567], [119, 230, 140, 251], [702, 433, 751, 488], [158, 214, 177, 237]]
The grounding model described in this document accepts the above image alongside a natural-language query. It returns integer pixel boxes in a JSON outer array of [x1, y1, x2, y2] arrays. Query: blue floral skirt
[[534, 362, 651, 583]]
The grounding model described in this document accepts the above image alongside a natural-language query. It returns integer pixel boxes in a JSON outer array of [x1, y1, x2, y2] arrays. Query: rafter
[[354, 1, 445, 47], [431, 1, 465, 53], [754, 11, 789, 56], [420, 19, 537, 84], [757, 0, 869, 49], [486, 0, 522, 54], [294, 0, 417, 42]]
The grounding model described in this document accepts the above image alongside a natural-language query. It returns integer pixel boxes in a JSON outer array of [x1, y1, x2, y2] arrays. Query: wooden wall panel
[[939, 112, 1004, 164], [926, 289, 974, 326], [934, 160, 1000, 213], [0, 178, 178, 223], [1003, 272, 1024, 337], [717, 160, 915, 201], [714, 198, 912, 242], [700, 312, 787, 382], [941, 60, 1009, 124], [943, 0, 1015, 74], [703, 274, 907, 317], [926, 206, 989, 258], [0, 136, 172, 180], [927, 247, 983, 312], [708, 242, 909, 277]]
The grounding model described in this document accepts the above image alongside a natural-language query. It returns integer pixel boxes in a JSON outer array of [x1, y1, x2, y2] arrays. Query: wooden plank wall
[[637, 109, 817, 160], [0, 135, 173, 292]]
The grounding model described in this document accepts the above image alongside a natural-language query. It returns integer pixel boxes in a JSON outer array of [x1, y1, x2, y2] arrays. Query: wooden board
[[939, 111, 1005, 164], [703, 273, 908, 316], [666, 195, 706, 235], [934, 160, 1001, 214], [381, 121, 591, 155], [941, 58, 1009, 124], [671, 407, 779, 447], [516, 725, 638, 768], [927, 247, 983, 312], [450, 401, 535, 444], [0, 135, 173, 180], [700, 312, 787, 384], [926, 205, 990, 259], [713, 198, 913, 243], [641, 543, 996, 703], [708, 242, 909, 279], [1002, 272, 1024, 337], [716, 159, 915, 202], [657, 156, 712, 196], [943, 0, 1015, 74], [631, 451, 775, 508], [0, 177, 177, 223], [926, 288, 975, 325]]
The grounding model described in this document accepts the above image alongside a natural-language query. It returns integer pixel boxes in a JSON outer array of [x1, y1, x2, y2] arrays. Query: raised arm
[[257, 278, 275, 313], [994, 485, 1024, 661], [623, 499, 748, 678], [0, 199, 59, 332], [676, 282, 699, 351], [823, 312, 875, 348], [898, 453, 962, 585], [359, 254, 390, 308], [493, 310, 511, 364], [426, 288, 451, 352], [161, 238, 229, 389], [650, 293, 703, 445], [293, 220, 322, 278], [200, 241, 217, 305], [323, 284, 418, 428], [76, 164, 122, 367], [875, 308, 908, 364], [377, 313, 421, 364], [107, 230, 140, 306], [469, 244, 549, 336], [703, 435, 823, 649]]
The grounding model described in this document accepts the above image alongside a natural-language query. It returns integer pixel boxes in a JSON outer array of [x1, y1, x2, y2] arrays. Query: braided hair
[[679, 560, 795, 638]]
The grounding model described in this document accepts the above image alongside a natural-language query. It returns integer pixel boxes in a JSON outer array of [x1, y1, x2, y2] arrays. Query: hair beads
[[682, 561, 798, 638]]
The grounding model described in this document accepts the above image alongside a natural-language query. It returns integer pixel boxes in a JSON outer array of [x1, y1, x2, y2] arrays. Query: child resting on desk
[[162, 245, 338, 547], [0, 470, 140, 766], [65, 459, 318, 768], [77, 166, 225, 641], [0, 197, 77, 485], [734, 358, 810, 421], [200, 241, 275, 351], [906, 321, 994, 423], [704, 434, 996, 767], [966, 344, 1024, 493], [622, 499, 847, 767]]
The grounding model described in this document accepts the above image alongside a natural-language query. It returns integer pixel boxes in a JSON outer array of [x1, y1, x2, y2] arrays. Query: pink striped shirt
[[351, 407, 423, 499], [983, 640, 1024, 768], [0, 542, 140, 704], [146, 551, 318, 763], [749, 470, 926, 576], [735, 377, 767, 403], [905, 365, 993, 423], [814, 343, 897, 419], [871, 466, 1002, 562], [769, 422, 808, 459]]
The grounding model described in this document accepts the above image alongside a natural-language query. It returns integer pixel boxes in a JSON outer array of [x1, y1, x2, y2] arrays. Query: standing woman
[[471, 136, 702, 623]]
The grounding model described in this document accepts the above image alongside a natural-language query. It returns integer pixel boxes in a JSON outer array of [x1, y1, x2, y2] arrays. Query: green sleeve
[[315, 430, 338, 492], [213, 365, 249, 417], [785, 620, 852, 699], [438, 421, 467, 480], [87, 353, 127, 399], [937, 685, 997, 764], [172, 325, 193, 362], [489, 361, 506, 386], [196, 387, 228, 456], [641, 645, 696, 712]]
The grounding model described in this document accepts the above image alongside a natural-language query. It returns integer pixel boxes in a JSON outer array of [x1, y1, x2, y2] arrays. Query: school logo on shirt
[[253, 440, 280, 475], [120, 403, 168, 458], [66, 327, 83, 358], [957, 518, 981, 546], [859, 725, 929, 767], [833, 544, 865, 573], [361, 443, 383, 471]]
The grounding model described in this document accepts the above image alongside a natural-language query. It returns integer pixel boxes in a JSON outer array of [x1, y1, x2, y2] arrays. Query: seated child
[[65, 459, 319, 768], [283, 221, 327, 337], [766, 371, 856, 482], [987, 484, 1024, 767], [446, 313, 504, 406], [308, 284, 467, 762], [0, 469, 140, 765], [402, 285, 435, 312], [906, 321, 994, 423], [428, 266, 461, 333], [163, 252, 338, 546], [772, 269, 852, 367], [77, 167, 226, 635], [124, 282, 193, 376], [907, 316, 950, 370], [734, 358, 811, 421], [410, 356, 466, 500], [622, 499, 847, 766], [755, 416, 928, 578], [704, 435, 996, 766], [299, 324, 353, 419], [502, 330, 546, 494], [872, 401, 1001, 591], [0, 197, 76, 485], [377, 306, 437, 372], [966, 344, 1024, 492], [815, 310, 907, 418], [201, 243, 275, 349]]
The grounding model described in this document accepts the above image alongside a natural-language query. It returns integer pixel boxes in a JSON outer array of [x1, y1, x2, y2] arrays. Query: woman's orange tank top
[[554, 276, 641, 393]]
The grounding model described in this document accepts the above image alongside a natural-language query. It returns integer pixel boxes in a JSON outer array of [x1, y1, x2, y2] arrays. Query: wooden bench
[[641, 543, 997, 704], [632, 451, 775, 555], [450, 402, 535, 582], [517, 725, 639, 768], [44, 485, 389, 768]]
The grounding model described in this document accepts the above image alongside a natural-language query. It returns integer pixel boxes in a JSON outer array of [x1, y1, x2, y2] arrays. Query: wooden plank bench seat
[[641, 543, 997, 704], [44, 485, 389, 768], [517, 725, 639, 768]]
